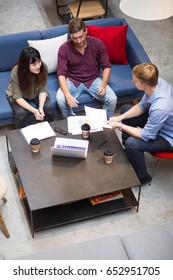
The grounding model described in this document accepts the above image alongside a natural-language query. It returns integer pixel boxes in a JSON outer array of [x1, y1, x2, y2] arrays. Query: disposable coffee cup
[[104, 148, 114, 164], [30, 138, 40, 153], [81, 123, 91, 139]]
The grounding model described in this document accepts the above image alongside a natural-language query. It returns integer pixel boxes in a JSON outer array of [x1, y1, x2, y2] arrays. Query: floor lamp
[[119, 0, 173, 20]]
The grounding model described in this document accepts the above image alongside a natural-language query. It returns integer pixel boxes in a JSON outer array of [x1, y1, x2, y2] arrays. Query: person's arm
[[16, 98, 43, 120], [109, 121, 143, 139], [38, 91, 47, 118], [108, 103, 145, 139], [109, 103, 144, 122], [98, 68, 111, 96], [58, 75, 79, 108]]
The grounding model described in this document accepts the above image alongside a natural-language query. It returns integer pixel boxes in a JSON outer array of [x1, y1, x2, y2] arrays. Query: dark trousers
[[121, 104, 173, 181], [8, 96, 54, 129]]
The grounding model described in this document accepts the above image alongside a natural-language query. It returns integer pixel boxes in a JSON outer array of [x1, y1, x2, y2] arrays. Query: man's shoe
[[140, 174, 152, 185]]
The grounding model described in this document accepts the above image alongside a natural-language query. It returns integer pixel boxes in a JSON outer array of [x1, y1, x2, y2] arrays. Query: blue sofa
[[0, 17, 151, 126]]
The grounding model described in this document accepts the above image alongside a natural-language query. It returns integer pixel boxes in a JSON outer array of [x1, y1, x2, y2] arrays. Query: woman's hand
[[34, 109, 44, 121]]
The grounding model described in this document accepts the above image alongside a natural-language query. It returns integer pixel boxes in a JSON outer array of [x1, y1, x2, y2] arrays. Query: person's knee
[[44, 104, 54, 121], [112, 94, 117, 104], [15, 109, 27, 121], [56, 90, 66, 107], [124, 137, 136, 150], [125, 137, 142, 153]]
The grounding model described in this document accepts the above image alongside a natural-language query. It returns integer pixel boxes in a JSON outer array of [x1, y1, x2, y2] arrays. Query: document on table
[[67, 106, 111, 135], [67, 116, 90, 135], [84, 106, 111, 130], [20, 121, 56, 144]]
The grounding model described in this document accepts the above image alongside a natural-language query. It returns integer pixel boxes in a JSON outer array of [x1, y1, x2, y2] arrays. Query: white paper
[[20, 121, 56, 144], [67, 107, 111, 135], [84, 106, 111, 129], [67, 116, 89, 135]]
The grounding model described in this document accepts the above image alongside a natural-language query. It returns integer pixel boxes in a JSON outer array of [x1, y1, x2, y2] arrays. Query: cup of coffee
[[30, 138, 40, 153], [104, 148, 114, 164], [81, 123, 91, 139]]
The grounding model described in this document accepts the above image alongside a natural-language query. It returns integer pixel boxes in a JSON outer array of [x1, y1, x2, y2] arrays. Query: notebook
[[50, 137, 89, 158], [20, 121, 56, 144]]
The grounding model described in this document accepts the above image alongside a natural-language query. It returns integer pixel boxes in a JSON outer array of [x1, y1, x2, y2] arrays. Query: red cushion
[[151, 152, 173, 158], [86, 25, 128, 64]]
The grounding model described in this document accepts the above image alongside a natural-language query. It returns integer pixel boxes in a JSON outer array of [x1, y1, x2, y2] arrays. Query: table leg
[[55, 0, 68, 15], [0, 213, 10, 238]]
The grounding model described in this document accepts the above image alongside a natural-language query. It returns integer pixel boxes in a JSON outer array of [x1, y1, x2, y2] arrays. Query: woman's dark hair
[[18, 47, 47, 92]]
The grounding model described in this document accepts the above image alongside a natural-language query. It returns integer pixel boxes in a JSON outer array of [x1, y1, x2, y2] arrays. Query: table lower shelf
[[23, 188, 138, 234]]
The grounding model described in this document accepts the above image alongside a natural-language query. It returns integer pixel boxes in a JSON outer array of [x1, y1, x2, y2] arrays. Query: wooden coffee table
[[6, 119, 141, 237]]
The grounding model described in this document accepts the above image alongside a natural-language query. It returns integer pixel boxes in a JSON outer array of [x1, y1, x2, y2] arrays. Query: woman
[[6, 46, 54, 128]]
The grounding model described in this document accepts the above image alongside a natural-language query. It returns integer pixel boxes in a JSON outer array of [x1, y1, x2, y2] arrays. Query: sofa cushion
[[122, 222, 173, 260], [0, 30, 42, 72], [108, 64, 144, 101], [18, 235, 129, 260], [28, 34, 68, 74], [86, 25, 128, 64], [0, 252, 6, 260], [0, 71, 14, 124]]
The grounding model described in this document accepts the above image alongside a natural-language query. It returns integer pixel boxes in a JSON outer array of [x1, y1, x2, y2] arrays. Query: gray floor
[[0, 0, 173, 259]]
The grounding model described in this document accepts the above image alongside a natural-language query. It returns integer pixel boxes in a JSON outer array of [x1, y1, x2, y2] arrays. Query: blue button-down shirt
[[139, 78, 173, 147]]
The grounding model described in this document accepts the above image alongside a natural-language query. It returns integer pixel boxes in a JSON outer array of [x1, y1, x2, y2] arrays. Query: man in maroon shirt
[[56, 17, 117, 119]]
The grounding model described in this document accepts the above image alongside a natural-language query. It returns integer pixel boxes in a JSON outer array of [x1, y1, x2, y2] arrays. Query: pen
[[98, 140, 108, 148]]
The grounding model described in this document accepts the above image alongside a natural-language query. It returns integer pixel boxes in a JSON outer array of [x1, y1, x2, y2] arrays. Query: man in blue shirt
[[56, 17, 117, 119], [108, 63, 173, 184]]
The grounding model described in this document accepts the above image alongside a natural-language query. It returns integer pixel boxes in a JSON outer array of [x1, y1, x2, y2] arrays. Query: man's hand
[[107, 120, 122, 129], [109, 115, 123, 122], [98, 85, 106, 96], [66, 95, 79, 108]]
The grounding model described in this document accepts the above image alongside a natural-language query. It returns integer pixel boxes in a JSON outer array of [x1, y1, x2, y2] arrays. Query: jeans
[[8, 95, 54, 129], [56, 78, 117, 119], [121, 104, 173, 181]]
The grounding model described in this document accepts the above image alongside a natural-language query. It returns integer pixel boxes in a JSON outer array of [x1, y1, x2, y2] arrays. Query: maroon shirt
[[57, 36, 111, 88]]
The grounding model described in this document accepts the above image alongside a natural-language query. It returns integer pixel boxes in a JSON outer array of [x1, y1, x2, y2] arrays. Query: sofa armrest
[[126, 26, 151, 68]]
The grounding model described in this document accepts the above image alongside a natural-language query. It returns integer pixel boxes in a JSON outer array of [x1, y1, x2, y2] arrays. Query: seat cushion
[[122, 222, 173, 260], [18, 235, 129, 260], [0, 71, 14, 122], [109, 64, 144, 101]]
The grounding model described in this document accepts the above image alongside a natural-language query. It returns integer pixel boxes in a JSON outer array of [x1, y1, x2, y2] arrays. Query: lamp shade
[[120, 0, 173, 20]]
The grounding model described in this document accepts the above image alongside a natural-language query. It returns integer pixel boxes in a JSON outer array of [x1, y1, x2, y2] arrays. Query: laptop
[[50, 137, 89, 159]]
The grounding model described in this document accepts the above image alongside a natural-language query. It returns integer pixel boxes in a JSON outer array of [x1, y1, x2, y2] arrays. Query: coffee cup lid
[[30, 138, 40, 145], [104, 148, 114, 156], [81, 123, 91, 131]]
